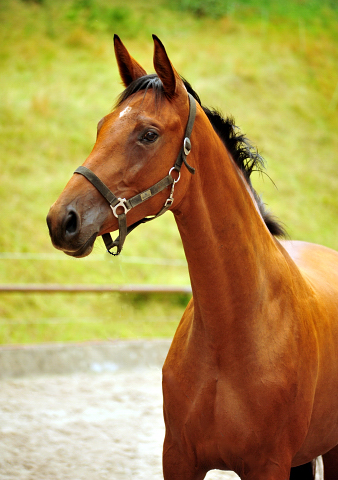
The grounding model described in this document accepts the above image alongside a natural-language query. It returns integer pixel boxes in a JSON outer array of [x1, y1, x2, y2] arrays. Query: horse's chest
[[162, 362, 258, 457], [162, 364, 231, 468], [162, 357, 311, 469]]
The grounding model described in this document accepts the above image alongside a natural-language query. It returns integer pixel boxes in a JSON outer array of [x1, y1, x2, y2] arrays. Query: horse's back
[[281, 239, 338, 299], [281, 239, 338, 346]]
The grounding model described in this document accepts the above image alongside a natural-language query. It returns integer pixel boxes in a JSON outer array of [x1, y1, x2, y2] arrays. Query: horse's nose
[[46, 206, 81, 249]]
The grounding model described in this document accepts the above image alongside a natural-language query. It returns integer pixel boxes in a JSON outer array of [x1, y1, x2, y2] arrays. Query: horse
[[47, 35, 338, 480]]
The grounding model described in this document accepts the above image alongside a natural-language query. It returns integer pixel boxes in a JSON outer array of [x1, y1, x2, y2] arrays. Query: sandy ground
[[0, 367, 239, 480], [0, 341, 324, 480]]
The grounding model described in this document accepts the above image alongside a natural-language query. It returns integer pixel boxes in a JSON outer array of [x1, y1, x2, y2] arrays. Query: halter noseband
[[74, 93, 197, 256]]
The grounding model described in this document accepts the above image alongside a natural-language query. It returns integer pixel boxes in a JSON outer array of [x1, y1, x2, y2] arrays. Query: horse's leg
[[244, 465, 291, 480], [162, 455, 206, 480], [162, 436, 207, 480], [322, 444, 338, 480], [163, 463, 206, 480], [289, 461, 315, 479]]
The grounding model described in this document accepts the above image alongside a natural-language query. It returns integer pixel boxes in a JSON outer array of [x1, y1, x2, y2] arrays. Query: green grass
[[0, 291, 187, 344], [0, 0, 338, 344]]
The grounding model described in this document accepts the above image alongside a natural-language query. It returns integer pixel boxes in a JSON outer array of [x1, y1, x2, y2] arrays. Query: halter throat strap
[[74, 93, 196, 255]]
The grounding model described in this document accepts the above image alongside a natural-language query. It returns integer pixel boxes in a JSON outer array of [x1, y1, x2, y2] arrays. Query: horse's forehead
[[115, 92, 179, 124], [119, 106, 132, 118], [97, 95, 183, 141]]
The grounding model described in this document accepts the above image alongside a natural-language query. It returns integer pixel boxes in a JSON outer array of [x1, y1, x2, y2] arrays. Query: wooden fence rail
[[0, 284, 192, 294]]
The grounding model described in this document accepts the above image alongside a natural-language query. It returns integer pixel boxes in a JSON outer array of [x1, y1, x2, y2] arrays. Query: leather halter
[[74, 93, 196, 256]]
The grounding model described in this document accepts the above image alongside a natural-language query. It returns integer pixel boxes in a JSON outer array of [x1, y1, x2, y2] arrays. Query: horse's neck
[[174, 136, 289, 343]]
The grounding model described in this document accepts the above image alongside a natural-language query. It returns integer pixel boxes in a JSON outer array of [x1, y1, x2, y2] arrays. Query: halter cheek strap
[[74, 93, 196, 256]]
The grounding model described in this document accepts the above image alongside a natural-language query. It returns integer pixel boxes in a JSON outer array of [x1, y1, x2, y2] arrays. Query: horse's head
[[47, 35, 196, 257]]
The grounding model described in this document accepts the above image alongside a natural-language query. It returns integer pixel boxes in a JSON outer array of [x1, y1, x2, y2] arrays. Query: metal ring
[[169, 167, 181, 184]]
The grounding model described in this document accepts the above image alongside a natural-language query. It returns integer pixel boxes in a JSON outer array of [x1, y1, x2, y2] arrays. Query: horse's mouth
[[64, 232, 98, 258]]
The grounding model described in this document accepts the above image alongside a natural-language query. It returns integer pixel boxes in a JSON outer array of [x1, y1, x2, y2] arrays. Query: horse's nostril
[[65, 211, 79, 236]]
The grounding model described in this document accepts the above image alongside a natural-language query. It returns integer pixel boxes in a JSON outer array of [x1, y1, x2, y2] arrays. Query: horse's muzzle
[[46, 204, 97, 257]]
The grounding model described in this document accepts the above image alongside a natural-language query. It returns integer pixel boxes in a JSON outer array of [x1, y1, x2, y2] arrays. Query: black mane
[[116, 74, 285, 237]]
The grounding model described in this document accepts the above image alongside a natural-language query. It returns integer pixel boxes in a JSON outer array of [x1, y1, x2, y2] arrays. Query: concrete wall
[[0, 339, 172, 378]]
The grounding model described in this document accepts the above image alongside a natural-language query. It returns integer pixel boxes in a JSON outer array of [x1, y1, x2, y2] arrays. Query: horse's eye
[[142, 131, 158, 143]]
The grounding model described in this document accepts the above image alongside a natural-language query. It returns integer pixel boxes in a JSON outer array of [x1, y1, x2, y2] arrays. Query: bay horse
[[47, 35, 338, 480]]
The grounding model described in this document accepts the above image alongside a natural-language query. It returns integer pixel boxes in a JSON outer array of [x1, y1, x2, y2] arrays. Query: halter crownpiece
[[74, 93, 196, 256]]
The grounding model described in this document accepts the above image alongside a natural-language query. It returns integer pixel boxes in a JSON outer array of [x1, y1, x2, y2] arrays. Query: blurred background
[[0, 0, 337, 345]]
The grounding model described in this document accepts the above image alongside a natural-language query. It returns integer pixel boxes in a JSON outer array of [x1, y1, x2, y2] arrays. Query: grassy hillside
[[0, 0, 338, 344]]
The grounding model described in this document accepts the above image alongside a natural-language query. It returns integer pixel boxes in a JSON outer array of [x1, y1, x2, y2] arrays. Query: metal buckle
[[110, 198, 130, 218], [183, 137, 191, 156]]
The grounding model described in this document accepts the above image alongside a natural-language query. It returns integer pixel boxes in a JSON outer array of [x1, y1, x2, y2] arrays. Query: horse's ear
[[153, 35, 184, 99], [114, 34, 147, 87]]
